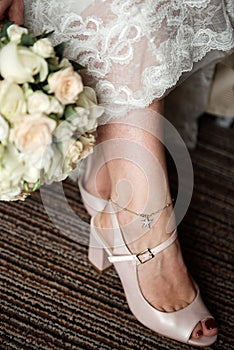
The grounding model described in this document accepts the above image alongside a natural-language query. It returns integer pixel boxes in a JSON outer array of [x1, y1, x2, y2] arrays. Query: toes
[[158, 305, 175, 312], [202, 318, 218, 337], [190, 318, 218, 339], [173, 302, 187, 311], [191, 322, 203, 339]]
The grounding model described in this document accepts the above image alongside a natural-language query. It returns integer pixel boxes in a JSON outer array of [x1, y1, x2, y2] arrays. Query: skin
[[0, 0, 24, 24]]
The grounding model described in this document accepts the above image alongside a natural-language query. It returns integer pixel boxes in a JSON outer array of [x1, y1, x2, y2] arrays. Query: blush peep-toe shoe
[[88, 201, 218, 346]]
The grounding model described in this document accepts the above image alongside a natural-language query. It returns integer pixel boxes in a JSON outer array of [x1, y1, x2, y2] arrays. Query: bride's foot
[[98, 205, 218, 341], [85, 102, 217, 342]]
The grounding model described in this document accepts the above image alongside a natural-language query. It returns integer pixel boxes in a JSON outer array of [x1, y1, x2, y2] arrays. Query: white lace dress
[[24, 0, 234, 145]]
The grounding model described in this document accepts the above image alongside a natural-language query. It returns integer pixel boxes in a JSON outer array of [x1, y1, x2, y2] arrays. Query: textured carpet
[[0, 116, 233, 350]]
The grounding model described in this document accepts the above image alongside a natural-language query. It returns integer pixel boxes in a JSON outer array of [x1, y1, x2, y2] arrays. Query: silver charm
[[141, 215, 153, 229]]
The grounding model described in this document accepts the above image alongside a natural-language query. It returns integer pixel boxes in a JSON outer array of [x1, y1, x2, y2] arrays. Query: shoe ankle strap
[[108, 229, 177, 265]]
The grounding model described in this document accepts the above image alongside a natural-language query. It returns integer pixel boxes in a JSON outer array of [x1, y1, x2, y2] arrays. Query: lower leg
[[97, 100, 174, 248]]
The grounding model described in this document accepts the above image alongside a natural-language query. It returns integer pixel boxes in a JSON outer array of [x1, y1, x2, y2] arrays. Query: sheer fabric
[[24, 0, 234, 126]]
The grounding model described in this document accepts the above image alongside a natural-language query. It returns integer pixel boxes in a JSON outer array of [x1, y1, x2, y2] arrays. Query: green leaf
[[36, 30, 54, 40], [29, 79, 48, 92], [32, 180, 41, 192], [23, 182, 30, 192], [64, 105, 78, 119], [0, 42, 6, 49], [48, 63, 61, 73], [49, 113, 60, 121], [42, 84, 50, 93], [69, 60, 85, 71], [46, 57, 60, 72], [0, 21, 14, 39], [54, 41, 69, 60], [32, 73, 42, 85], [20, 33, 36, 47]]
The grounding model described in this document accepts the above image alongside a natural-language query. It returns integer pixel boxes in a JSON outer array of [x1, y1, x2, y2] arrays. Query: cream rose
[[7, 24, 28, 42], [79, 134, 96, 160], [10, 114, 56, 159], [0, 42, 48, 84], [27, 91, 51, 114], [66, 140, 83, 164], [32, 38, 55, 58], [0, 115, 9, 141], [48, 67, 83, 105], [0, 80, 27, 122]]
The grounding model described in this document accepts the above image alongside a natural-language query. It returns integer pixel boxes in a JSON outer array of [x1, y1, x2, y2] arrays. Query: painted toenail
[[205, 319, 218, 330], [196, 330, 203, 337]]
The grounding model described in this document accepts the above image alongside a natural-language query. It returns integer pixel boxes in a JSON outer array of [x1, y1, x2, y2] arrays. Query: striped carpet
[[0, 116, 233, 350]]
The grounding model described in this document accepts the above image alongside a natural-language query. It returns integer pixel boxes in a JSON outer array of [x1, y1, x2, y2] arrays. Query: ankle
[[109, 198, 176, 253]]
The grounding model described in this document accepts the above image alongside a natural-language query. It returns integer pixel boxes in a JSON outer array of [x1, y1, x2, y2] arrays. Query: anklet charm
[[110, 199, 174, 229], [141, 215, 154, 229]]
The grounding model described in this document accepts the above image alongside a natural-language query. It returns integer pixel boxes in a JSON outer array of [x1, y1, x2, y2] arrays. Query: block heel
[[88, 227, 112, 273]]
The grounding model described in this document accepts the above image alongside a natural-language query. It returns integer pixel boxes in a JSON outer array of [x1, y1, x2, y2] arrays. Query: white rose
[[43, 144, 68, 184], [0, 80, 27, 122], [10, 113, 56, 168], [74, 87, 104, 133], [69, 107, 92, 135], [53, 120, 74, 142], [0, 42, 48, 84], [68, 106, 103, 136], [23, 165, 40, 184], [0, 144, 25, 200], [72, 107, 98, 134], [77, 86, 98, 107], [48, 67, 83, 105], [0, 144, 42, 200], [1, 144, 23, 179], [22, 83, 34, 100], [32, 38, 55, 58], [23, 144, 54, 170], [0, 115, 9, 141], [0, 184, 22, 200], [7, 24, 28, 42], [0, 143, 4, 160], [48, 97, 64, 116], [27, 91, 51, 114]]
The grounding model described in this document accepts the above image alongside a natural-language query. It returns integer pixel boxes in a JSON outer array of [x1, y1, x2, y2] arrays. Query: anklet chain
[[110, 199, 174, 229]]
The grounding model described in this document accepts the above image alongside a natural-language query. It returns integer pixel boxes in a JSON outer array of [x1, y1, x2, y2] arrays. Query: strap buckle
[[136, 248, 154, 264]]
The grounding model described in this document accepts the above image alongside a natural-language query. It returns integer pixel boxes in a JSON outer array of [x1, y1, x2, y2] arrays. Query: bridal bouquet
[[0, 23, 104, 201]]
